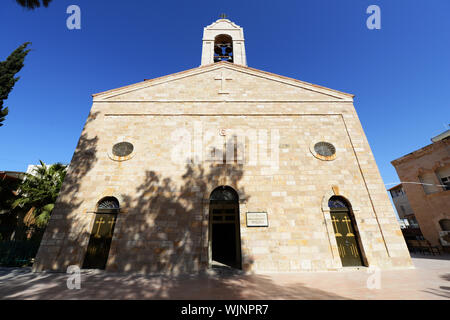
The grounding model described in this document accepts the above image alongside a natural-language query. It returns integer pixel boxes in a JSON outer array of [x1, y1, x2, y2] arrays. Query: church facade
[[33, 18, 412, 274]]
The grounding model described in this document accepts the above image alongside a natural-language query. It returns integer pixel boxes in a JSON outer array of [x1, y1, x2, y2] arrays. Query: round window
[[112, 142, 134, 157], [314, 142, 336, 157]]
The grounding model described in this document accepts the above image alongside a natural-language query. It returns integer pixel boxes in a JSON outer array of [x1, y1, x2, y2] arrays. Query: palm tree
[[16, 0, 53, 10], [13, 161, 67, 228]]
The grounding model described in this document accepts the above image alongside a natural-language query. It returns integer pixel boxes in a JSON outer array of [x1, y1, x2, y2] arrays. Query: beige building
[[388, 184, 417, 226], [33, 18, 412, 274], [391, 129, 450, 249]]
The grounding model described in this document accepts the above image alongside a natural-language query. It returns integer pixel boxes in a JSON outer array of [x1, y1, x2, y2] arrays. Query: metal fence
[[0, 226, 44, 267], [0, 240, 41, 267]]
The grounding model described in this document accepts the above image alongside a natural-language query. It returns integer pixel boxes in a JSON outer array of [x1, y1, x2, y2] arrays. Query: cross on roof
[[219, 13, 227, 19]]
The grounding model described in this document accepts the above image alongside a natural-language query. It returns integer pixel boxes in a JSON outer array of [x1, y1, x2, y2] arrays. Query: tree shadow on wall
[[32, 111, 100, 271], [110, 159, 248, 275], [15, 134, 354, 299], [97, 134, 250, 274]]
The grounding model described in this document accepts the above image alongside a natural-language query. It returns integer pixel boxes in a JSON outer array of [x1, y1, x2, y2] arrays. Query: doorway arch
[[328, 196, 365, 267], [82, 197, 119, 270], [209, 186, 242, 269]]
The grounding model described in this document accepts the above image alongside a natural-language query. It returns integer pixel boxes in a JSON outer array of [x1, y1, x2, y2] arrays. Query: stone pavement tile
[[0, 256, 449, 300]]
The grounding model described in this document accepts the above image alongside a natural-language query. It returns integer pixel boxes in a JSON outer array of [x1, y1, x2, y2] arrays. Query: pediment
[[204, 18, 242, 30], [93, 62, 353, 102]]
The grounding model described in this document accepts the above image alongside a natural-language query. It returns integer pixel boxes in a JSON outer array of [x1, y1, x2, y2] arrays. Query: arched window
[[214, 34, 233, 63], [96, 197, 120, 213], [210, 186, 239, 202], [328, 196, 349, 209]]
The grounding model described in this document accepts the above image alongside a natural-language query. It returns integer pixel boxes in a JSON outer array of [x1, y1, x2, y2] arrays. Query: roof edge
[[391, 138, 449, 165], [92, 61, 355, 100]]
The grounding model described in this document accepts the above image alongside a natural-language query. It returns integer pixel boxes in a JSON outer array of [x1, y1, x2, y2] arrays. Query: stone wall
[[392, 139, 450, 246], [33, 62, 412, 273]]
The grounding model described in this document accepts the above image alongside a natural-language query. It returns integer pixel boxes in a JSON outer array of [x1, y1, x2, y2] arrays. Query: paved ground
[[0, 254, 449, 300]]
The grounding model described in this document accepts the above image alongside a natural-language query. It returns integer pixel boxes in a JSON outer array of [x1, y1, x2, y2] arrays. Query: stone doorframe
[[321, 186, 368, 269], [201, 184, 248, 270]]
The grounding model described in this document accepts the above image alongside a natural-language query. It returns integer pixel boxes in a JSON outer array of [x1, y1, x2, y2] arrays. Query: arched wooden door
[[82, 197, 119, 270], [329, 196, 364, 267], [209, 186, 242, 269]]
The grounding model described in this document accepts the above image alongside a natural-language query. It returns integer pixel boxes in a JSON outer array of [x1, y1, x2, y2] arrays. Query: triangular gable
[[93, 62, 354, 102]]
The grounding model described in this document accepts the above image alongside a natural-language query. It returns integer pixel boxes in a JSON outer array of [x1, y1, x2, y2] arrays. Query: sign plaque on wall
[[246, 212, 269, 227]]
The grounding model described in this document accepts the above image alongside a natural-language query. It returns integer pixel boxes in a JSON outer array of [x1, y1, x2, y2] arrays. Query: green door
[[330, 209, 363, 267], [82, 213, 117, 270]]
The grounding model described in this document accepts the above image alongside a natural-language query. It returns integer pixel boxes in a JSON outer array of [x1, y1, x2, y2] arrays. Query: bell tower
[[201, 16, 247, 66]]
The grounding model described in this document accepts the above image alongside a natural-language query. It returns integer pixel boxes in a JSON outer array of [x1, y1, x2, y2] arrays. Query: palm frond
[[13, 161, 67, 228]]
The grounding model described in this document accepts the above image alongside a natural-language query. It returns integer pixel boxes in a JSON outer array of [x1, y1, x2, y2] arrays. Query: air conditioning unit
[[439, 231, 450, 246]]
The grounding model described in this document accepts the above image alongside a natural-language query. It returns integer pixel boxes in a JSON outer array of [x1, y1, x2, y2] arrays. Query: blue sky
[[1, 0, 449, 192]]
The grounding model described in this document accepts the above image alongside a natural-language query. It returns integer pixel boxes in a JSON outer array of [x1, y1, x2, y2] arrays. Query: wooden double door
[[209, 201, 242, 269], [330, 208, 364, 267], [82, 213, 117, 270]]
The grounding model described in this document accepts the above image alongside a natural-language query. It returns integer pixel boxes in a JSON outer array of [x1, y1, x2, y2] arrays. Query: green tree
[[13, 161, 67, 228], [15, 0, 53, 10], [0, 42, 31, 127]]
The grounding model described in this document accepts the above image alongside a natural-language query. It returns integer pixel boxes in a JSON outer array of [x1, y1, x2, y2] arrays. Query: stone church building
[[33, 18, 412, 274]]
